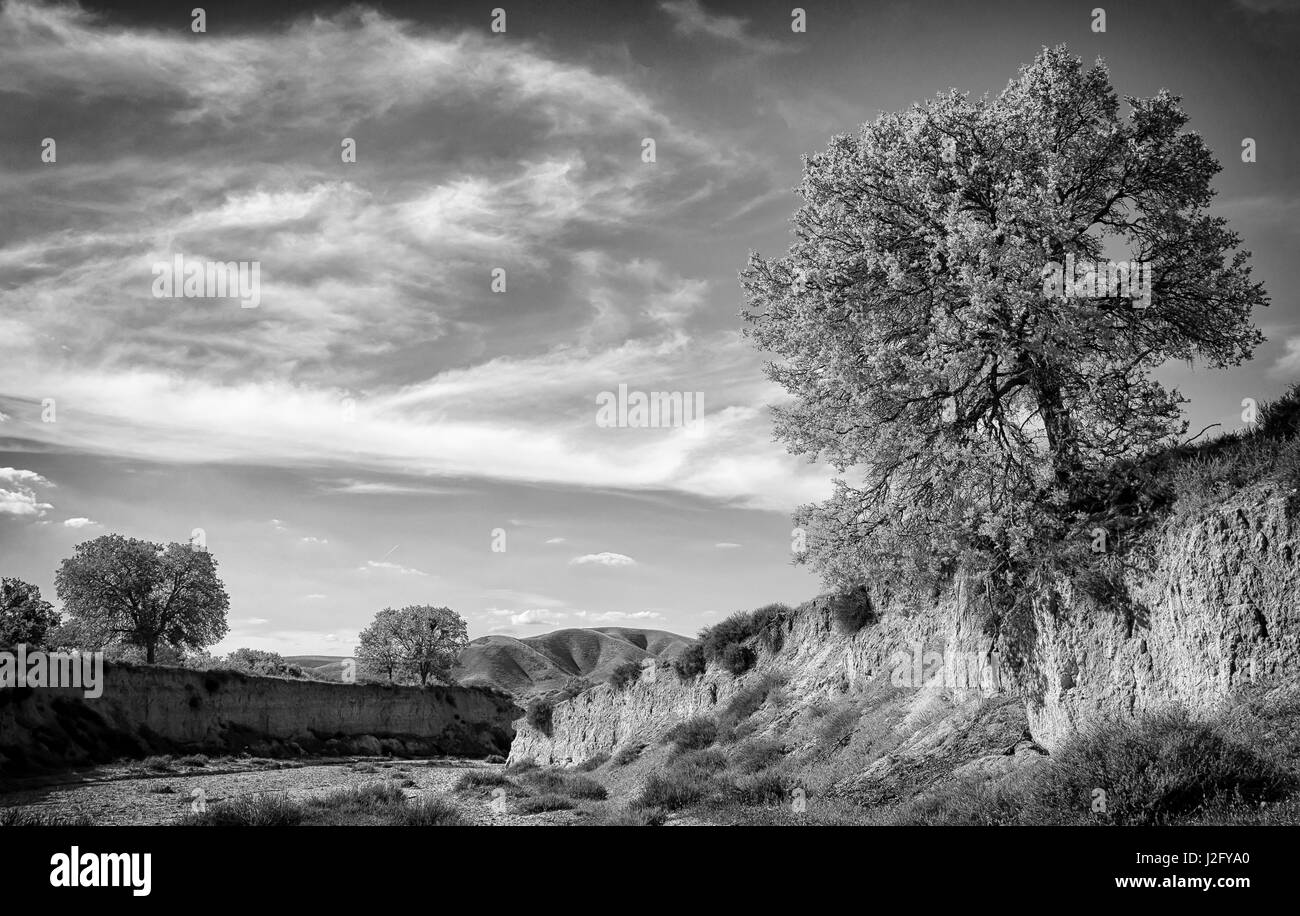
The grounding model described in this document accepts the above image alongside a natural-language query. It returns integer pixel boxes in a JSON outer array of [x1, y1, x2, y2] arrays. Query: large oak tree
[[55, 534, 230, 663], [740, 46, 1267, 590]]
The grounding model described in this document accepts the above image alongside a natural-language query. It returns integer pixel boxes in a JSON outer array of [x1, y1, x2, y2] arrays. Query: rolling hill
[[451, 627, 695, 698]]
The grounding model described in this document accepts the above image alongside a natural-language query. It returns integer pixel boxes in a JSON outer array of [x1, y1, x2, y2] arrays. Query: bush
[[454, 770, 512, 792], [635, 770, 710, 810], [612, 743, 645, 766], [398, 796, 466, 826], [525, 699, 553, 734], [484, 754, 507, 765], [814, 700, 861, 750], [0, 808, 93, 827], [830, 585, 874, 634], [751, 603, 792, 652], [719, 672, 787, 737], [504, 757, 539, 775], [563, 775, 609, 800], [663, 716, 718, 753], [180, 793, 304, 826], [576, 752, 610, 772], [609, 660, 643, 690], [732, 738, 785, 774], [589, 804, 667, 826], [515, 794, 574, 814], [720, 642, 755, 676], [731, 772, 789, 806], [1029, 710, 1293, 826], [699, 611, 760, 660], [673, 643, 706, 679]]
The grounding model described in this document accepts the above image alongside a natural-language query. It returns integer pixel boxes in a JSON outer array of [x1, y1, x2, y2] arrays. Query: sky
[[1, 0, 1297, 655]]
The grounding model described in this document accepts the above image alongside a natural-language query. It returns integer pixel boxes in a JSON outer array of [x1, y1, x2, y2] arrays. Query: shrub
[[516, 794, 574, 814], [589, 804, 667, 826], [454, 770, 512, 792], [720, 642, 755, 676], [576, 752, 610, 772], [635, 770, 710, 810], [732, 738, 785, 774], [180, 793, 304, 826], [0, 808, 94, 827], [830, 585, 874, 634], [1029, 710, 1292, 826], [814, 700, 861, 750], [609, 660, 643, 690], [663, 716, 718, 752], [673, 643, 706, 679], [699, 611, 759, 660], [751, 603, 792, 652], [719, 672, 787, 737], [731, 772, 789, 806], [612, 743, 645, 766], [525, 699, 553, 734], [176, 754, 209, 768], [398, 796, 466, 826], [563, 775, 609, 800], [504, 757, 539, 775], [484, 754, 507, 765]]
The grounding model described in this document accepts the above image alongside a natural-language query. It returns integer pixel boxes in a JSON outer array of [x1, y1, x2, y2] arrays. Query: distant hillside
[[284, 656, 350, 681], [452, 627, 695, 698]]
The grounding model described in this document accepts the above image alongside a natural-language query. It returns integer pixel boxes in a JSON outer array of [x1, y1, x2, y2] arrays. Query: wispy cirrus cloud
[[658, 0, 791, 53]]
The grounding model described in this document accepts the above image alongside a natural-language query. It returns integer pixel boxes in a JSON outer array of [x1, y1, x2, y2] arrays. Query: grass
[[0, 807, 94, 827], [180, 782, 468, 826], [515, 794, 574, 814], [454, 770, 513, 792], [612, 743, 645, 766], [576, 752, 610, 772], [663, 716, 718, 754]]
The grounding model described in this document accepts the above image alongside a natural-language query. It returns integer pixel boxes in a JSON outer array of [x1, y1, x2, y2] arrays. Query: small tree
[[0, 577, 61, 648], [225, 648, 302, 678], [356, 605, 468, 686], [54, 534, 230, 663]]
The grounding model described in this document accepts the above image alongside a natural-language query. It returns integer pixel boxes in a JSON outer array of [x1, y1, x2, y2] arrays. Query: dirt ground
[[0, 757, 582, 826]]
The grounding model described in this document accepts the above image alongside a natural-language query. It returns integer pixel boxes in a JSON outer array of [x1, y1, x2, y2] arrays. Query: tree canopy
[[740, 46, 1267, 591], [54, 534, 230, 663], [356, 604, 468, 686], [0, 576, 61, 648]]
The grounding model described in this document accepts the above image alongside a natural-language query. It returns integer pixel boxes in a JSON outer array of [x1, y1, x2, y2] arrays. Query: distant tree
[[0, 577, 61, 648], [54, 534, 230, 663], [740, 45, 1267, 590], [356, 605, 469, 686]]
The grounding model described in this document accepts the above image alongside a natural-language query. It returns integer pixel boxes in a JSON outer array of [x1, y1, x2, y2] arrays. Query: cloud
[[569, 552, 637, 567], [62, 517, 99, 528], [544, 537, 567, 544], [573, 610, 664, 622], [303, 594, 328, 600], [506, 608, 568, 626], [0, 467, 53, 517], [1270, 337, 1300, 377], [359, 560, 429, 576], [714, 542, 741, 549], [300, 536, 328, 544], [658, 0, 790, 53]]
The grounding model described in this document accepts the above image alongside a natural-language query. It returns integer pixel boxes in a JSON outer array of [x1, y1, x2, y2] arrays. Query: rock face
[[1026, 484, 1300, 747], [0, 662, 519, 775], [511, 482, 1300, 764]]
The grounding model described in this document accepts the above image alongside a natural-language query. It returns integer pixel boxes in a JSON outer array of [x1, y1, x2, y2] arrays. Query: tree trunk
[[146, 641, 156, 664], [1030, 361, 1077, 500]]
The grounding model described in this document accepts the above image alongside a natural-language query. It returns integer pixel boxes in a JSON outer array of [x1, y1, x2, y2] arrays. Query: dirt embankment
[[0, 662, 519, 779]]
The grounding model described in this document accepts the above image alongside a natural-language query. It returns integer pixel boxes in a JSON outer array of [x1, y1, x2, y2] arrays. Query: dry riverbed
[[0, 757, 584, 826]]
